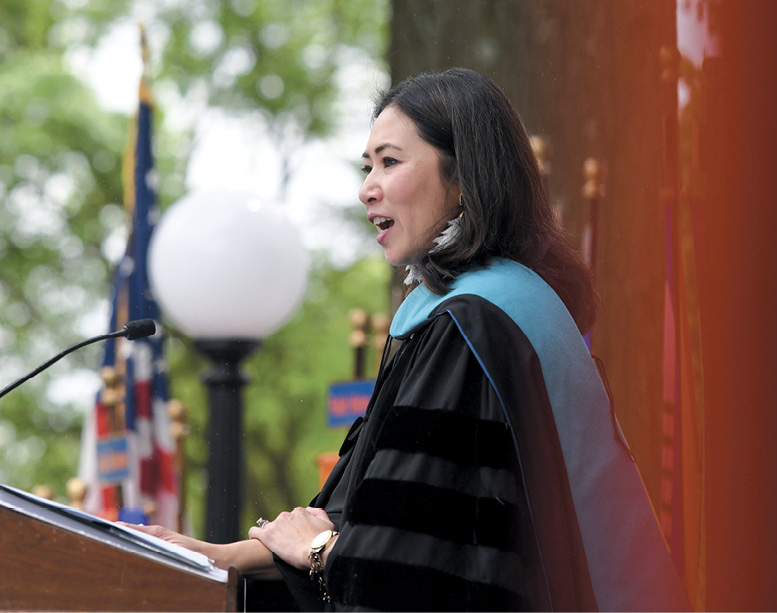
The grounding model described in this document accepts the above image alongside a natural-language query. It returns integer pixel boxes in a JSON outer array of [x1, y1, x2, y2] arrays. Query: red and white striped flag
[[78, 31, 178, 528]]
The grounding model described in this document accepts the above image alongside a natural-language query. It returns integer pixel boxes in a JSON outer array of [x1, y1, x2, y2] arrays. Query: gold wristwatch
[[309, 529, 339, 602]]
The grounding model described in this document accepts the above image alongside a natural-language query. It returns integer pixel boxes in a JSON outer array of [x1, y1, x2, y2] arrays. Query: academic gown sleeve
[[324, 297, 596, 612]]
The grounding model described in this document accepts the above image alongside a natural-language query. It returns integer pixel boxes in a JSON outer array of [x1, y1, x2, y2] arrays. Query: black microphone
[[0, 319, 157, 401], [123, 318, 156, 341]]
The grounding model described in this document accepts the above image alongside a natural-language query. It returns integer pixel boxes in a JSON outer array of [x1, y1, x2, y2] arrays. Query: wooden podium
[[0, 485, 239, 611]]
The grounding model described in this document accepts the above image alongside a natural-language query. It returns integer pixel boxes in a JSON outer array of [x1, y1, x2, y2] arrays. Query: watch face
[[311, 530, 333, 550]]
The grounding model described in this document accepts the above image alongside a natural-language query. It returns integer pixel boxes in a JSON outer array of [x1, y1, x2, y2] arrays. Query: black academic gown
[[274, 259, 689, 612]]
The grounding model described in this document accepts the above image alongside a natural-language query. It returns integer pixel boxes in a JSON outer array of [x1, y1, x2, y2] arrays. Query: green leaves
[[0, 48, 127, 495], [1, 0, 388, 531], [155, 0, 386, 135]]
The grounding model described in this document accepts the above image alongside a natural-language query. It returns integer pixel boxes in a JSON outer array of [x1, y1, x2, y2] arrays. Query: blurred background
[[1, 1, 775, 610]]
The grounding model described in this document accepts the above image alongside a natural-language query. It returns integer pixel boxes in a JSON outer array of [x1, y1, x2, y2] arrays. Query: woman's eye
[[383, 157, 398, 168], [361, 165, 372, 175]]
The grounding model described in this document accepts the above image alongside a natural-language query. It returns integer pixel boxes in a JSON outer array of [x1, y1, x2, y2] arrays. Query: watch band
[[308, 530, 339, 603]]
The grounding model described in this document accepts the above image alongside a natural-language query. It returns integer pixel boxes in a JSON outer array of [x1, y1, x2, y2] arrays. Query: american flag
[[78, 41, 178, 529]]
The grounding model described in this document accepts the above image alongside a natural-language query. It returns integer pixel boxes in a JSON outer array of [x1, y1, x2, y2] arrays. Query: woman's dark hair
[[373, 68, 598, 333]]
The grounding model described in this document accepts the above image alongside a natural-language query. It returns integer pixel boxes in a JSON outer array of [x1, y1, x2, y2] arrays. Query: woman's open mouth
[[373, 216, 395, 244], [373, 216, 394, 231]]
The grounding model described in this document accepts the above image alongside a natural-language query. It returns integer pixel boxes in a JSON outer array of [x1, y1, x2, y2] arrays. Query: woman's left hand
[[248, 506, 335, 570]]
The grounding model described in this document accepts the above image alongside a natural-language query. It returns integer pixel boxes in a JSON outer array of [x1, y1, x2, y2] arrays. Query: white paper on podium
[[0, 483, 228, 582]]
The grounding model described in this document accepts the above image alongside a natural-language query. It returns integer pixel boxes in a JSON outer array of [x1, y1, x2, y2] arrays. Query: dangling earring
[[431, 193, 464, 253], [404, 264, 423, 285]]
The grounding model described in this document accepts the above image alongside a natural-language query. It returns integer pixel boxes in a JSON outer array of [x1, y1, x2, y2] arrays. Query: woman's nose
[[359, 174, 381, 206]]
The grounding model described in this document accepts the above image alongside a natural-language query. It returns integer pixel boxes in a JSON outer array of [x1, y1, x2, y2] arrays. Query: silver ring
[[256, 517, 269, 528]]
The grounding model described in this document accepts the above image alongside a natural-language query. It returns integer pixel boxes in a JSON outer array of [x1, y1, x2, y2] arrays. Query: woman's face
[[359, 106, 459, 267]]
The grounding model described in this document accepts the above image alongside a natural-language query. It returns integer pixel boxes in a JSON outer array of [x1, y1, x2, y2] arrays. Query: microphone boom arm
[[0, 319, 155, 401]]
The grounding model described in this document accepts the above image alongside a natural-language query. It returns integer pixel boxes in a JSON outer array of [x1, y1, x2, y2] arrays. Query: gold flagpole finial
[[139, 23, 149, 66], [137, 23, 153, 106], [123, 23, 153, 210]]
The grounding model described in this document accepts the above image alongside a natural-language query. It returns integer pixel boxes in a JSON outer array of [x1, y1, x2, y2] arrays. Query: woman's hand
[[248, 507, 336, 570], [118, 523, 206, 553], [119, 522, 280, 579]]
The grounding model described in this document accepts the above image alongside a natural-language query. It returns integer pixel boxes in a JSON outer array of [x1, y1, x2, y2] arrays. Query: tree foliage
[[0, 1, 129, 490], [156, 0, 384, 129], [0, 0, 389, 537]]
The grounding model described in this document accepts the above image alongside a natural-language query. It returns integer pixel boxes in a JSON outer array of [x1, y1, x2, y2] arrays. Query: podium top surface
[[0, 484, 237, 612]]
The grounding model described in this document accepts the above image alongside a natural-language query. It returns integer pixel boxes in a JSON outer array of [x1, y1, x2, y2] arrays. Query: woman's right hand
[[119, 523, 206, 553]]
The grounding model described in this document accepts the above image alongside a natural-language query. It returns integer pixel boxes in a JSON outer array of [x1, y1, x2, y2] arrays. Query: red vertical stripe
[[134, 380, 152, 418]]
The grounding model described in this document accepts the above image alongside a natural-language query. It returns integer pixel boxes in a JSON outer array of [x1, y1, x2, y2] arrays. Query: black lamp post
[[148, 190, 309, 543], [195, 339, 259, 543]]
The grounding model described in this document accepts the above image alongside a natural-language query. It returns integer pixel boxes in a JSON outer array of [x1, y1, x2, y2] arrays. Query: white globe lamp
[[148, 190, 309, 543]]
